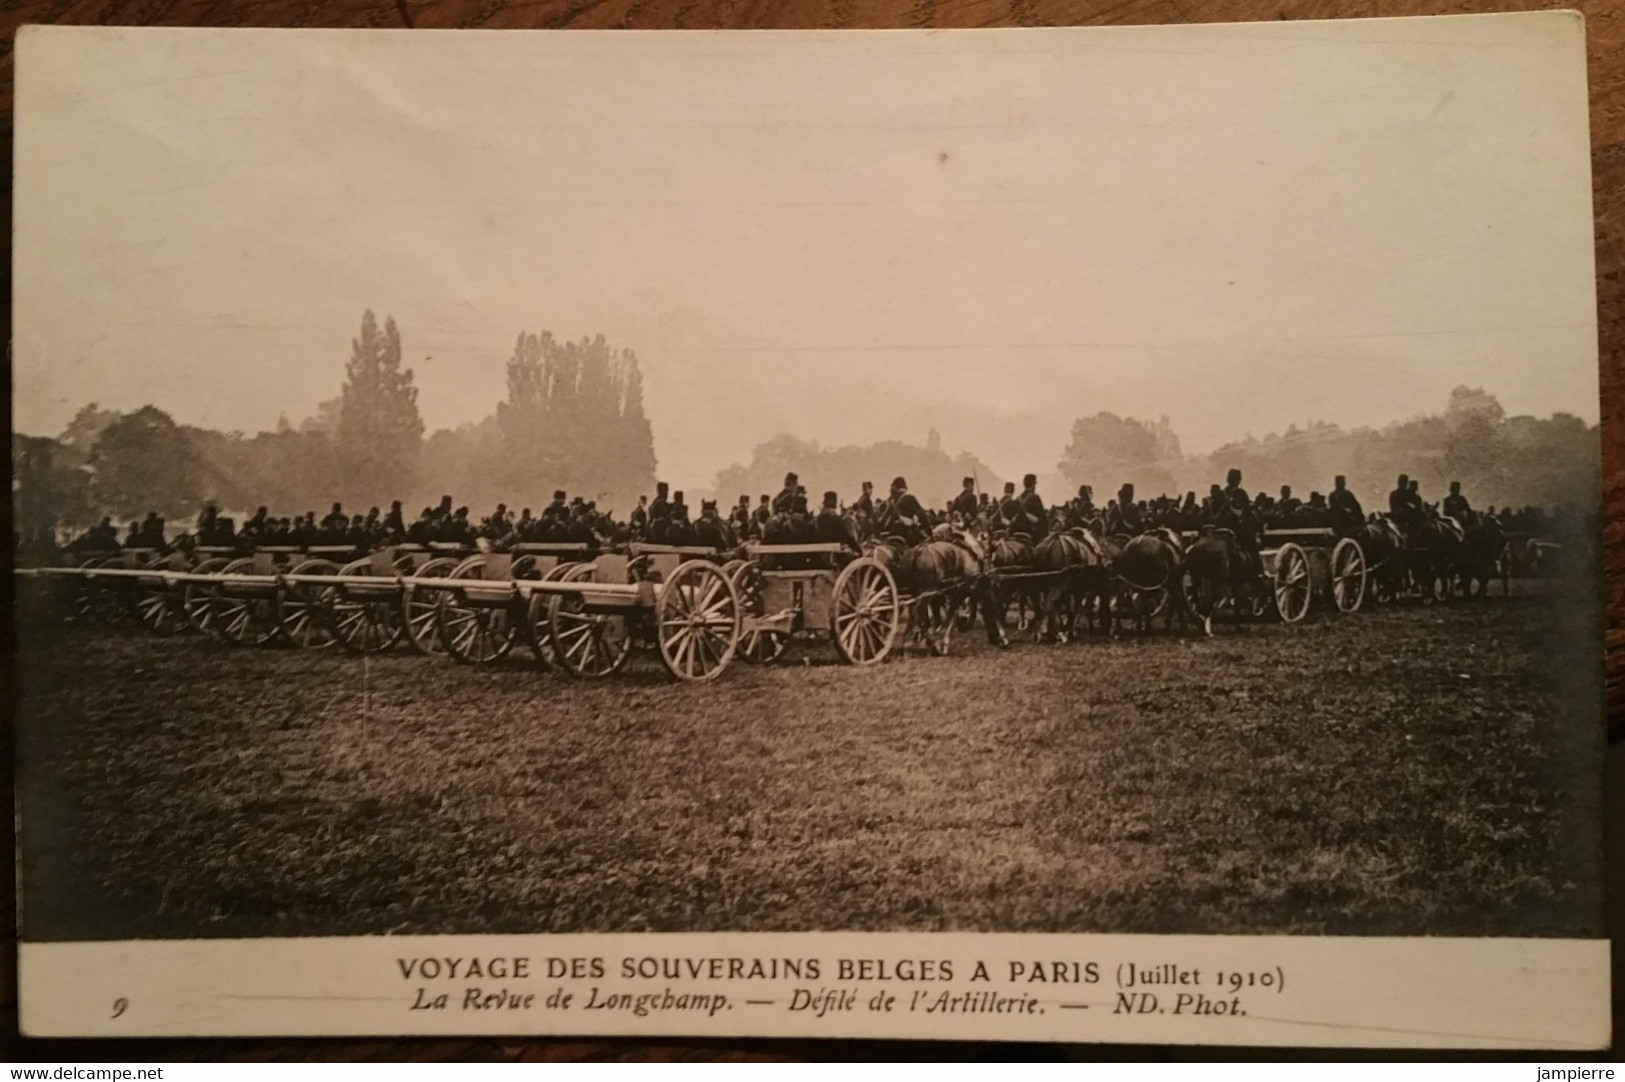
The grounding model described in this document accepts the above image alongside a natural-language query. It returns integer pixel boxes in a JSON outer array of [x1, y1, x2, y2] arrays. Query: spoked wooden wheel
[[401, 556, 458, 655], [331, 558, 404, 655], [84, 557, 134, 628], [655, 560, 742, 682], [1272, 542, 1313, 624], [832, 557, 901, 665], [525, 561, 580, 666], [277, 559, 340, 649], [57, 556, 101, 622], [181, 557, 231, 632], [1331, 537, 1367, 613], [730, 560, 789, 664], [129, 558, 185, 636], [211, 558, 280, 647], [548, 563, 633, 678], [439, 555, 518, 665]]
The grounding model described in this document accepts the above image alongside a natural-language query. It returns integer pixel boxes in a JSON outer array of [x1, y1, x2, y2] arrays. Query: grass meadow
[[15, 585, 1605, 940]]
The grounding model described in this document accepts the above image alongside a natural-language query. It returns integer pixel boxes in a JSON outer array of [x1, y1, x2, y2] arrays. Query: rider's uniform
[[1019, 490, 1049, 541]]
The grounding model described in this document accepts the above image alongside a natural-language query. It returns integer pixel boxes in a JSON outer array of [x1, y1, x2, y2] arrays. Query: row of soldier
[[63, 469, 1543, 559]]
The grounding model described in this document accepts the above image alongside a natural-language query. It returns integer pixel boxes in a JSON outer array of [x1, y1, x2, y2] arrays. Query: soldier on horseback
[[1069, 484, 1096, 526], [1018, 475, 1048, 541], [1389, 473, 1422, 534], [772, 472, 800, 515], [1443, 481, 1472, 522], [729, 495, 752, 538], [816, 491, 861, 553], [750, 494, 772, 539], [1107, 482, 1142, 536], [694, 499, 736, 551], [877, 476, 930, 546], [1329, 475, 1363, 537], [854, 481, 875, 518], [997, 483, 1020, 532], [950, 477, 979, 523]]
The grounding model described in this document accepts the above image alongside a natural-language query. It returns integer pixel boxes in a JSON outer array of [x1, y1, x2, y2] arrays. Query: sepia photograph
[[7, 12, 1609, 1043]]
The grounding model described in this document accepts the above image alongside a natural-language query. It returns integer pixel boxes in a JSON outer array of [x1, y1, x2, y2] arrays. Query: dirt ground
[[14, 583, 1606, 941]]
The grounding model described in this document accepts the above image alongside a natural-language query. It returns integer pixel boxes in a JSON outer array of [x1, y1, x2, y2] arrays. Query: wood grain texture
[[1, 0, 1619, 1061]]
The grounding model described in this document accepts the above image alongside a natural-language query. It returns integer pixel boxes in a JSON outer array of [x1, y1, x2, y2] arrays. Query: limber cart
[[721, 542, 902, 665], [1178, 527, 1367, 623], [1261, 527, 1368, 621]]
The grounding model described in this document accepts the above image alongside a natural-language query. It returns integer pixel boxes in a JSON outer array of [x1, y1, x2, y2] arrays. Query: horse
[[1112, 530, 1187, 634], [874, 529, 1007, 655], [1361, 516, 1408, 601], [1030, 530, 1103, 642], [1456, 510, 1506, 597], [983, 532, 1040, 635], [1182, 527, 1255, 636], [1407, 510, 1466, 601]]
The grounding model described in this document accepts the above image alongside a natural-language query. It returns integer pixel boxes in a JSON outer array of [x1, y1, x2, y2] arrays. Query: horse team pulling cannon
[[17, 493, 1540, 684]]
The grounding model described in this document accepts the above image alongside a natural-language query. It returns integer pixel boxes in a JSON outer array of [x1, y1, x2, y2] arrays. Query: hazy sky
[[13, 15, 1598, 489]]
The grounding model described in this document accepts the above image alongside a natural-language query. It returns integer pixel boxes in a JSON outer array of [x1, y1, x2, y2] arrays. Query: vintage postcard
[[10, 13, 1608, 1047]]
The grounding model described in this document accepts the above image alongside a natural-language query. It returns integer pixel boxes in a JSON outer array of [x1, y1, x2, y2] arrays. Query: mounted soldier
[[950, 477, 979, 524], [1017, 474, 1048, 541], [1277, 485, 1302, 518], [750, 494, 772, 539], [854, 481, 876, 518], [1329, 475, 1363, 537], [997, 482, 1020, 532], [816, 491, 861, 553], [629, 495, 649, 538], [694, 500, 736, 551], [321, 502, 348, 536], [648, 482, 670, 525], [1443, 481, 1472, 523], [1389, 473, 1421, 534], [877, 476, 930, 546], [1069, 484, 1096, 526], [665, 493, 692, 544], [1106, 483, 1142, 536], [729, 495, 752, 538], [772, 472, 800, 515], [382, 501, 405, 542]]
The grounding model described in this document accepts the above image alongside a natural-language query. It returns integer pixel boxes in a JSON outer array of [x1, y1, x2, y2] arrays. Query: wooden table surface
[[0, 0, 1619, 1062]]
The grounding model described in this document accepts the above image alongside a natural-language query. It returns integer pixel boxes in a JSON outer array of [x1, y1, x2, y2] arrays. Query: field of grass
[[15, 585, 1606, 941]]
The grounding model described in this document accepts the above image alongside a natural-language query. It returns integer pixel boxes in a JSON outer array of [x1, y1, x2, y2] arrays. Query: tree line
[[11, 310, 660, 542], [1055, 386, 1599, 515]]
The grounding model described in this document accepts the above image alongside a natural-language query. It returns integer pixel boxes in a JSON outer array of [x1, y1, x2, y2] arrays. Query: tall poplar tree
[[337, 310, 424, 506]]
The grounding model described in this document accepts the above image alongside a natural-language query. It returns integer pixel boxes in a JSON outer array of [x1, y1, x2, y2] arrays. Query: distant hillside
[[704, 433, 1005, 510]]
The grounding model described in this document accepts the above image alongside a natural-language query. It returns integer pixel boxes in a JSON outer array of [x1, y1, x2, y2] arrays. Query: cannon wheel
[[832, 557, 901, 665], [131, 557, 186, 636], [548, 563, 633, 678], [655, 560, 742, 682], [180, 557, 232, 632], [401, 556, 459, 655], [331, 558, 404, 655], [1331, 538, 1367, 614], [730, 560, 789, 665], [277, 559, 340, 649], [439, 555, 518, 665], [524, 561, 581, 666], [84, 556, 136, 628], [1272, 542, 1313, 624], [211, 558, 280, 647]]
